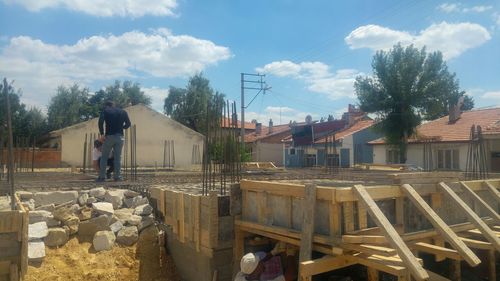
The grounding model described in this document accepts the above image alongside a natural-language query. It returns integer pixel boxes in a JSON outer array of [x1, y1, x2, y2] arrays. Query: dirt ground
[[25, 226, 180, 281]]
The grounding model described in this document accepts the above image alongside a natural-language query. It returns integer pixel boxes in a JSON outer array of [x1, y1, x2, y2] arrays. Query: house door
[[492, 152, 500, 172], [340, 148, 350, 168]]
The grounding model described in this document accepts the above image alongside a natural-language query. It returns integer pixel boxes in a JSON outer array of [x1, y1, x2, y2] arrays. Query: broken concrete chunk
[[53, 207, 75, 222], [28, 240, 46, 262], [33, 191, 78, 207], [114, 208, 134, 222], [36, 203, 55, 212], [89, 187, 106, 199], [92, 202, 114, 216], [78, 193, 89, 206], [134, 204, 153, 216], [29, 210, 53, 224], [138, 215, 154, 232], [104, 190, 124, 209], [78, 207, 93, 221], [110, 220, 123, 233], [78, 215, 111, 237], [64, 216, 79, 235], [86, 197, 97, 204], [124, 196, 149, 209], [22, 199, 35, 211], [93, 231, 115, 252], [45, 227, 69, 247], [123, 190, 140, 198], [126, 215, 142, 226], [116, 226, 138, 246], [29, 222, 48, 241]]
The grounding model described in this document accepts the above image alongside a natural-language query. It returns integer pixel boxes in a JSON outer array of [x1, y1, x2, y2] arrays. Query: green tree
[[89, 80, 151, 116], [47, 84, 92, 130], [164, 74, 224, 134], [355, 44, 471, 163]]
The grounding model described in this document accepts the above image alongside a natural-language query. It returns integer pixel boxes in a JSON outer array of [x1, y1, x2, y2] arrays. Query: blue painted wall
[[352, 127, 381, 164]]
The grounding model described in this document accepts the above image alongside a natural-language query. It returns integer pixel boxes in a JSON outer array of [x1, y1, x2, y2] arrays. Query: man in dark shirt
[[97, 100, 131, 181]]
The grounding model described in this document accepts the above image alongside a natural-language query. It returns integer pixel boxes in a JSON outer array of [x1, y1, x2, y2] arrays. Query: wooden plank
[[346, 254, 406, 276], [488, 250, 495, 281], [458, 237, 492, 250], [329, 203, 341, 238], [208, 191, 218, 248], [353, 185, 428, 281], [367, 267, 378, 281], [20, 210, 28, 277], [460, 182, 500, 222], [484, 181, 500, 202], [400, 184, 480, 266], [178, 192, 185, 243], [193, 195, 201, 252], [343, 202, 355, 233], [299, 255, 355, 277], [240, 180, 335, 201], [342, 243, 397, 256], [466, 229, 500, 237], [402, 218, 494, 241], [434, 237, 446, 262], [426, 270, 451, 281], [286, 196, 293, 228], [395, 197, 404, 227], [0, 261, 9, 275], [299, 184, 316, 262], [410, 242, 462, 260], [358, 202, 368, 230], [9, 263, 18, 281], [257, 191, 268, 225], [0, 212, 20, 234], [342, 235, 388, 244], [449, 259, 461, 281], [438, 182, 500, 252]]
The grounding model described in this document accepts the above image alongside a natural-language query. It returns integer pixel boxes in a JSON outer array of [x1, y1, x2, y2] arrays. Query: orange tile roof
[[244, 123, 292, 143], [369, 107, 500, 144], [315, 119, 375, 144], [220, 117, 257, 130]]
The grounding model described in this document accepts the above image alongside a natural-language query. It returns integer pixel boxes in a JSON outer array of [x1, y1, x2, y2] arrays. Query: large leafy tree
[[89, 81, 151, 116], [164, 74, 224, 134], [355, 44, 472, 163], [47, 84, 93, 130]]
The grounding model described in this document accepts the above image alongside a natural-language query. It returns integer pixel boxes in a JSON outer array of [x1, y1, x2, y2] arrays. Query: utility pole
[[240, 73, 271, 151]]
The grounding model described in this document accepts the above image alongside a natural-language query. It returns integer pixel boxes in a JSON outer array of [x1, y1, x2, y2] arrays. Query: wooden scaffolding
[[233, 175, 500, 281]]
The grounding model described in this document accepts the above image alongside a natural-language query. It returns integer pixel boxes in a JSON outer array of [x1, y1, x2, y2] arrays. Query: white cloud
[[245, 106, 317, 125], [0, 30, 231, 107], [345, 21, 491, 59], [437, 3, 460, 13], [2, 0, 178, 17], [436, 3, 492, 13], [256, 60, 362, 100], [142, 87, 169, 112], [482, 91, 500, 99]]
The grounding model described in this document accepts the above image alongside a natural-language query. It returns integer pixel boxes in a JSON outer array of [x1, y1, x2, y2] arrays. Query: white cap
[[240, 253, 260, 274]]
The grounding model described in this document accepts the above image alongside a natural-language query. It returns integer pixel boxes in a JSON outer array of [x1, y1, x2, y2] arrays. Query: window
[[290, 148, 296, 155], [387, 149, 400, 164], [437, 149, 459, 170]]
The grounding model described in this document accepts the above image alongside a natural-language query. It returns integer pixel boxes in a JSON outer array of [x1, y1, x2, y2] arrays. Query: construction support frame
[[233, 176, 500, 281]]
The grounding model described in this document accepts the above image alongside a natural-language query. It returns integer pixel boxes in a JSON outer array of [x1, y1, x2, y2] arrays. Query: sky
[[0, 0, 499, 125]]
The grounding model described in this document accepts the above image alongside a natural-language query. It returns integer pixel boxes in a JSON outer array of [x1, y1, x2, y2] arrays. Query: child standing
[[92, 140, 115, 179]]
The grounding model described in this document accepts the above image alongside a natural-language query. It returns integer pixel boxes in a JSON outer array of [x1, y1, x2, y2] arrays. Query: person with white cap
[[235, 241, 297, 281]]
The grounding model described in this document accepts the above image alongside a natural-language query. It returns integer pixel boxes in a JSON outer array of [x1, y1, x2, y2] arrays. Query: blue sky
[[0, 0, 499, 125]]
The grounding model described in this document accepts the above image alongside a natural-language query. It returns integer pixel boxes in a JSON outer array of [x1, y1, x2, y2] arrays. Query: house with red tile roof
[[284, 105, 381, 168], [369, 107, 500, 172]]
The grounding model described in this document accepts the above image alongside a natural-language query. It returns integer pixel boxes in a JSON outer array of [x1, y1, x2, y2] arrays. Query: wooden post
[[367, 267, 378, 281], [343, 201, 355, 233], [400, 184, 480, 266], [488, 250, 496, 281], [299, 184, 316, 281], [353, 185, 428, 281], [438, 182, 500, 252], [395, 197, 404, 227], [449, 260, 461, 281]]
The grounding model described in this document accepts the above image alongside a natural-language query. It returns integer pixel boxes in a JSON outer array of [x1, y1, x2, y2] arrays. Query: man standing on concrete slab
[[97, 100, 131, 182]]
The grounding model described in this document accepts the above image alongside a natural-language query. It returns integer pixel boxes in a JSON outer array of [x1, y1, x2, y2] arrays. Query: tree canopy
[[355, 44, 473, 163], [164, 74, 224, 134], [47, 80, 152, 131]]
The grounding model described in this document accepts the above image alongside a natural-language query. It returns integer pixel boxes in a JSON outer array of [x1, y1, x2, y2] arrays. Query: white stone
[[17, 191, 34, 200], [78, 215, 110, 237], [110, 220, 123, 233], [29, 222, 48, 241], [104, 190, 124, 209], [126, 215, 142, 226], [36, 203, 55, 212], [22, 199, 35, 211], [89, 187, 106, 199], [134, 204, 153, 216], [45, 227, 69, 247], [93, 231, 115, 252], [33, 191, 78, 207], [86, 197, 97, 204], [28, 240, 45, 262], [29, 210, 53, 224], [92, 202, 114, 216], [124, 196, 149, 209], [78, 193, 89, 206], [116, 226, 138, 246], [123, 190, 140, 198]]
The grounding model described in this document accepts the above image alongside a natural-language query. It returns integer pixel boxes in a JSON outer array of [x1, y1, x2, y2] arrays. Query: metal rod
[[3, 78, 16, 209]]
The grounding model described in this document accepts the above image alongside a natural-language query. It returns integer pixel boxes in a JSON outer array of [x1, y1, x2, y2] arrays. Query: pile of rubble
[[19, 187, 155, 262]]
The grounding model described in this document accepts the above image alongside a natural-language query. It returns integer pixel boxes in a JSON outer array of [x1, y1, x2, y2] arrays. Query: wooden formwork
[[0, 196, 28, 281], [234, 175, 500, 281]]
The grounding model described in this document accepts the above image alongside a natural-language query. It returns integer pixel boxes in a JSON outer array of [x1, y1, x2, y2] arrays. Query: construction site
[[1, 92, 499, 281]]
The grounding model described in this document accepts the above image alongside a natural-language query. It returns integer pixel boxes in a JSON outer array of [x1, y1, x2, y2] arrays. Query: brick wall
[[0, 148, 61, 168]]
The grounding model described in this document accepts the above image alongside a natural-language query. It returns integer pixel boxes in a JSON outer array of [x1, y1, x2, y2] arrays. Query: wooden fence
[[0, 196, 28, 281]]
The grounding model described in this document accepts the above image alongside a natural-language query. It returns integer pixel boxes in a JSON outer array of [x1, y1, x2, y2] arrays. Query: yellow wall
[[57, 105, 204, 169]]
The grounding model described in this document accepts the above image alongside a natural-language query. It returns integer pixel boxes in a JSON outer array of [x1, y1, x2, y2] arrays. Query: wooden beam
[[410, 242, 462, 260], [358, 202, 368, 229], [343, 202, 355, 233], [458, 236, 492, 250], [438, 182, 500, 252], [449, 259, 461, 281], [460, 182, 500, 222], [402, 218, 494, 241], [347, 254, 407, 276], [484, 181, 500, 203], [426, 270, 451, 281], [488, 250, 496, 281], [400, 184, 480, 266], [353, 185, 429, 281], [300, 184, 316, 262], [342, 243, 397, 256], [299, 255, 355, 277], [367, 267, 378, 281], [342, 235, 388, 244]]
